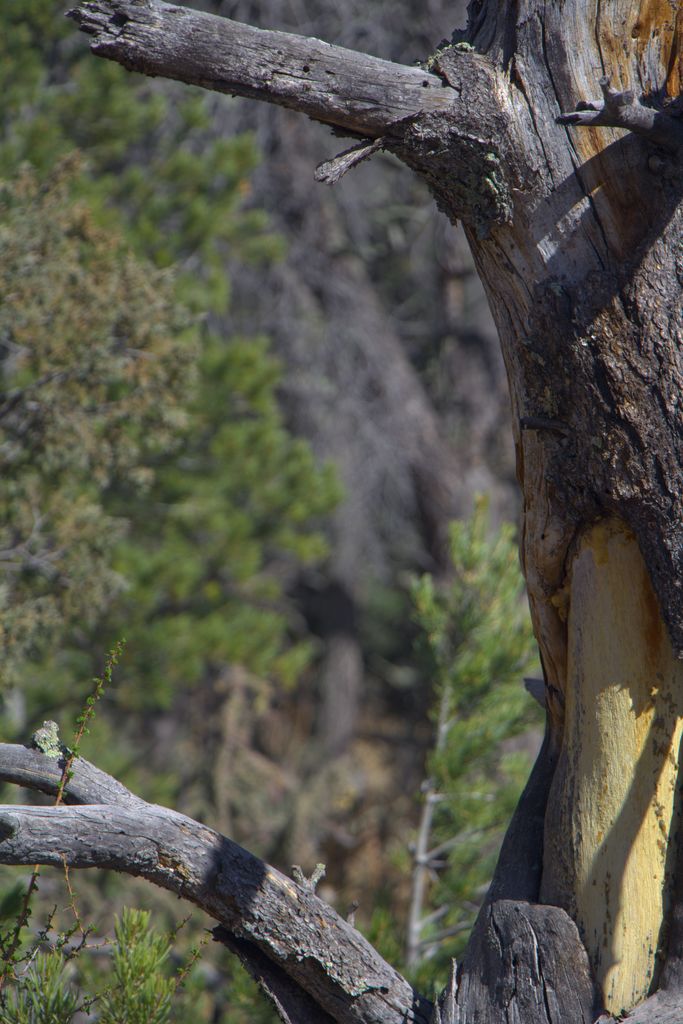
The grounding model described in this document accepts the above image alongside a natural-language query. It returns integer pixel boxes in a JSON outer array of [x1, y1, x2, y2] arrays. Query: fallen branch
[[0, 741, 431, 1024]]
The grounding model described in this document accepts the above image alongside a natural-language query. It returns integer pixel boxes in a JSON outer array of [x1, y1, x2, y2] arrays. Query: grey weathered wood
[[0, 742, 144, 807], [0, 746, 430, 1024], [597, 989, 683, 1024], [67, 1, 516, 235], [433, 901, 601, 1024], [66, 0, 454, 137]]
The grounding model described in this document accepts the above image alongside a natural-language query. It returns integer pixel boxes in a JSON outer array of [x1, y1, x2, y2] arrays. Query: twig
[[406, 685, 452, 968], [557, 77, 683, 154], [0, 643, 125, 993], [56, 639, 126, 805], [173, 929, 211, 993], [0, 871, 41, 994], [60, 856, 87, 940], [291, 862, 326, 892]]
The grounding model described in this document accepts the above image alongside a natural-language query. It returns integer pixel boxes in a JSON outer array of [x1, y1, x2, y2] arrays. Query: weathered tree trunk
[[446, 9, 683, 1016], [7, 1, 681, 1021]]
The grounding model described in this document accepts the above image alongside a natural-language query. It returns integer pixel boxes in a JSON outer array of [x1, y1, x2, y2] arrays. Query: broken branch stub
[[557, 77, 683, 153]]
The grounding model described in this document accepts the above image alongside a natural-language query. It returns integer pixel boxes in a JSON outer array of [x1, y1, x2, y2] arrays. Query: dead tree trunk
[[5, 1, 681, 1021]]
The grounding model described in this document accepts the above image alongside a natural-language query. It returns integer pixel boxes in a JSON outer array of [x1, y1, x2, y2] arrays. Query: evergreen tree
[[0, 8, 337, 1017], [0, 5, 538, 1021], [0, 161, 195, 691], [0, 0, 338, 755], [407, 499, 541, 989]]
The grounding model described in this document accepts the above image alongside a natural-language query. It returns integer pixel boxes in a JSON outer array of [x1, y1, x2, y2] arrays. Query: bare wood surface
[[67, 0, 454, 137], [540, 522, 683, 1011], [0, 744, 431, 1024]]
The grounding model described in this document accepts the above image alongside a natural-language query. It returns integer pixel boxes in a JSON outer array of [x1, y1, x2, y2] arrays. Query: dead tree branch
[[0, 742, 431, 1024], [66, 2, 521, 235], [66, 0, 454, 138], [0, 738, 604, 1024]]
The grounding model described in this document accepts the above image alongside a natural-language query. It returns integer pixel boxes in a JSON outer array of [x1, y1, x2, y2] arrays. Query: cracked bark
[[57, 1, 683, 1021]]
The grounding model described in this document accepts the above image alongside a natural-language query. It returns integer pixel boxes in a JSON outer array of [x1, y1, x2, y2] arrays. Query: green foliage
[[111, 334, 339, 709], [0, 163, 195, 687], [0, 5, 338, 1019], [0, 0, 338, 724], [362, 904, 407, 971], [409, 497, 541, 987], [0, 907, 280, 1024], [2, 951, 78, 1024], [0, 886, 25, 926], [97, 909, 174, 1024], [0, 3, 284, 298], [3, 910, 186, 1024]]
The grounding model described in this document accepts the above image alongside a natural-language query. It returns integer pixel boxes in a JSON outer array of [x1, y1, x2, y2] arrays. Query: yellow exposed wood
[[541, 519, 683, 1014]]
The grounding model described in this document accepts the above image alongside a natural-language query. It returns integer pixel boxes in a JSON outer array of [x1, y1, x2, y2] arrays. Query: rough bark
[[66, 0, 517, 238], [62, 1, 683, 1021], [450, 6, 683, 1014], [0, 743, 430, 1024], [436, 901, 600, 1024]]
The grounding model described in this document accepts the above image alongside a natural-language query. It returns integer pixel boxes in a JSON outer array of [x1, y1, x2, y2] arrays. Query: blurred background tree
[[406, 500, 540, 993], [0, 0, 338, 818], [0, 1, 541, 1020]]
